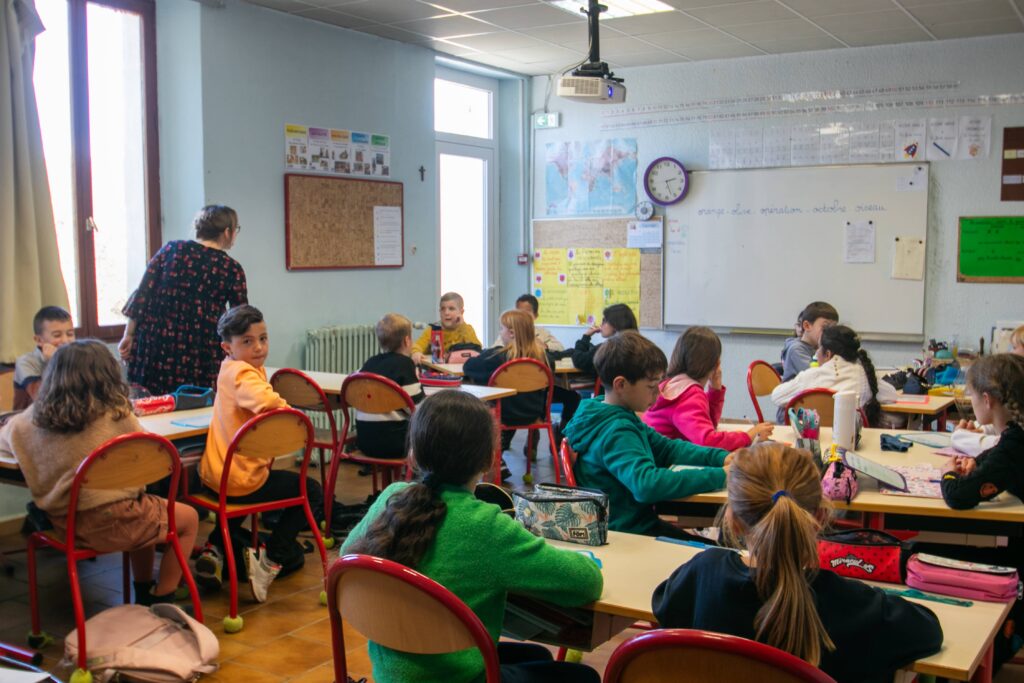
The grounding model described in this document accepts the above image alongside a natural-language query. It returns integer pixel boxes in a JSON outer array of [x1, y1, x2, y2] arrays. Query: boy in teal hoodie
[[563, 331, 731, 537]]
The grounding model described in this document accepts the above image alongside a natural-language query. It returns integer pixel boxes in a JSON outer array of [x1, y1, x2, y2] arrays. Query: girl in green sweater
[[342, 391, 603, 683]]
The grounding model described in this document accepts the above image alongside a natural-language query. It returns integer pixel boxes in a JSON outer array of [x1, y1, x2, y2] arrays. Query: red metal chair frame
[[747, 360, 781, 423], [784, 388, 836, 425], [488, 358, 560, 485], [605, 629, 836, 683], [328, 554, 501, 683], [270, 368, 340, 504], [559, 439, 578, 487], [329, 372, 416, 514], [27, 432, 203, 672], [183, 408, 328, 627]]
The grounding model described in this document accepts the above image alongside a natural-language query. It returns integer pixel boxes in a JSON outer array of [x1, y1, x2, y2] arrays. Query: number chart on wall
[[663, 164, 929, 337]]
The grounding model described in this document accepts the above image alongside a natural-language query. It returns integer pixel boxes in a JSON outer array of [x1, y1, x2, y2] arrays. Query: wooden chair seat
[[185, 492, 282, 514], [340, 449, 408, 468]]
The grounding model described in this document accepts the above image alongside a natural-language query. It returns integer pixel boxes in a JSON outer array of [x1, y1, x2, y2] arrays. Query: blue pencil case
[[173, 385, 215, 410]]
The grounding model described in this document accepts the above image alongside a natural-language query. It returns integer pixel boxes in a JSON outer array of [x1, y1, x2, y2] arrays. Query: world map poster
[[545, 138, 638, 216]]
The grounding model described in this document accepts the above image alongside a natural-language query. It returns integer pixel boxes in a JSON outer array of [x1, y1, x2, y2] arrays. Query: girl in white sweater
[[772, 325, 897, 426]]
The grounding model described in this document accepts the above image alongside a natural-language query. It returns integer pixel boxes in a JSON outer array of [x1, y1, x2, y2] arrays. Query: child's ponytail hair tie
[[771, 490, 790, 505]]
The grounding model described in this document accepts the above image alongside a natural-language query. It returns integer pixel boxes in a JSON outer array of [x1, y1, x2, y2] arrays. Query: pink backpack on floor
[[65, 604, 219, 682]]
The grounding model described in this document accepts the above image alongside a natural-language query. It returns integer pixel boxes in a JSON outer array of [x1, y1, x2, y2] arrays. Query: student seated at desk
[[563, 331, 729, 539], [780, 301, 839, 381], [644, 326, 773, 449], [771, 325, 897, 426], [343, 391, 603, 683], [356, 313, 425, 458], [410, 291, 481, 365], [1011, 324, 1024, 357], [0, 340, 198, 606], [571, 303, 637, 376], [652, 443, 942, 683], [942, 354, 1024, 510], [951, 418, 999, 456], [13, 306, 75, 410], [492, 294, 565, 353]]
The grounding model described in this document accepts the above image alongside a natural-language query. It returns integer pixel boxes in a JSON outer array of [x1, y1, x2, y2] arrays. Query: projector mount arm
[[572, 0, 623, 83]]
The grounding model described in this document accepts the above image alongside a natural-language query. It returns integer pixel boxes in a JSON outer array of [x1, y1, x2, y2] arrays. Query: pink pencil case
[[905, 553, 1020, 602]]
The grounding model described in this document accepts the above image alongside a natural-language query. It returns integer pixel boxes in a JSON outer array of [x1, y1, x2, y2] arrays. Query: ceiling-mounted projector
[[557, 0, 626, 104]]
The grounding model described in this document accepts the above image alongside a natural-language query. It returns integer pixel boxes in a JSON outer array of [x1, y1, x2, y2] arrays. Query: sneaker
[[194, 544, 224, 592], [330, 512, 363, 539], [244, 547, 281, 603]]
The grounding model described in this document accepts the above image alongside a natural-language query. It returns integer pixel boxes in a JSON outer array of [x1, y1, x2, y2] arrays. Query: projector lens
[[607, 86, 613, 97]]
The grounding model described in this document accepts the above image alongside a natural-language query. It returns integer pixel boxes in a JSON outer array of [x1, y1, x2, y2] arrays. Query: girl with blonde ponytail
[[653, 443, 942, 682]]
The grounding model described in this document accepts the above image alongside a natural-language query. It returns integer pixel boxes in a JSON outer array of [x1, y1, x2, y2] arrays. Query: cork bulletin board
[[532, 217, 663, 329], [284, 173, 404, 270]]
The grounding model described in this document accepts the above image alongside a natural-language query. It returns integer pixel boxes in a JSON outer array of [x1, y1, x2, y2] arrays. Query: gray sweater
[[0, 406, 145, 515]]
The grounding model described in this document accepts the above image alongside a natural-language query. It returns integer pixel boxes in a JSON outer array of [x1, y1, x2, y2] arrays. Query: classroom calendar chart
[[533, 248, 641, 326]]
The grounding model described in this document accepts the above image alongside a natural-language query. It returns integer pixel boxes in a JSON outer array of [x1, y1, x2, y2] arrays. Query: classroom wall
[[155, 0, 440, 367], [529, 34, 1024, 419]]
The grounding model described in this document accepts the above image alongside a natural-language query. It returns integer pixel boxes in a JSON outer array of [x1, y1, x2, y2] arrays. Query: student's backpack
[[64, 604, 219, 682]]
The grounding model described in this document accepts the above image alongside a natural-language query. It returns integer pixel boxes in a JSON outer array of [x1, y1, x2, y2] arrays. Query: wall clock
[[644, 157, 689, 206]]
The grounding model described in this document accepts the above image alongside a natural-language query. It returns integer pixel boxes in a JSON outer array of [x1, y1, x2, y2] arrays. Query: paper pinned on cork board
[[892, 236, 925, 280], [373, 206, 402, 266]]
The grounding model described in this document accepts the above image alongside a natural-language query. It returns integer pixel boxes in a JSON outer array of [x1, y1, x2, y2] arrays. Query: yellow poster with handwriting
[[532, 247, 641, 326]]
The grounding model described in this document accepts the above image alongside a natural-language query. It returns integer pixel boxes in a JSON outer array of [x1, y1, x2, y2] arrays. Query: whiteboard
[[663, 164, 928, 337]]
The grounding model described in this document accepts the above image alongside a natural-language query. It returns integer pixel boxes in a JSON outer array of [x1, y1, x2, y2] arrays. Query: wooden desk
[[544, 531, 1009, 682], [264, 367, 516, 401], [881, 394, 955, 431], [140, 407, 213, 442], [678, 427, 1024, 525], [420, 358, 579, 377]]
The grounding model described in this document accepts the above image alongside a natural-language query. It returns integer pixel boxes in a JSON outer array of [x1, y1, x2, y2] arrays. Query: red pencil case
[[817, 528, 903, 583], [419, 371, 462, 388], [906, 553, 1019, 602]]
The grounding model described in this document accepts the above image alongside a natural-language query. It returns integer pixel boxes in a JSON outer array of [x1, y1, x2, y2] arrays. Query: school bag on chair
[[64, 604, 219, 682]]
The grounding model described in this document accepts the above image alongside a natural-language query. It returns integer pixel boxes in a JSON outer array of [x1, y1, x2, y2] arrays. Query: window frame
[[61, 0, 161, 341]]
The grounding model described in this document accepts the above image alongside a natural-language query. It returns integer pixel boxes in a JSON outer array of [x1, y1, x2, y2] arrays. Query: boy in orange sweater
[[196, 305, 347, 602]]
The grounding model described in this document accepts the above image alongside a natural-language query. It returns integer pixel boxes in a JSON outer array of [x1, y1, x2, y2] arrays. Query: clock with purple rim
[[644, 156, 689, 206]]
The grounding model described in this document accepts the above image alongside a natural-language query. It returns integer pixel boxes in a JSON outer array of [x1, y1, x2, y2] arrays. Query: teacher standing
[[119, 205, 248, 395]]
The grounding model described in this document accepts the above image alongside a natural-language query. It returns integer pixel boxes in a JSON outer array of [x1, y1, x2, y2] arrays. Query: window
[[34, 0, 160, 339], [434, 78, 492, 140]]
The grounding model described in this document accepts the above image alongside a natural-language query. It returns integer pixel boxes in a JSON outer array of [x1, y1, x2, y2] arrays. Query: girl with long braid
[[342, 390, 603, 683], [942, 353, 1024, 509], [653, 443, 942, 682], [771, 325, 897, 426]]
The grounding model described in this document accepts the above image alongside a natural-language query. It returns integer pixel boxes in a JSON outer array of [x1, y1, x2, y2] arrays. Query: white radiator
[[305, 324, 380, 375]]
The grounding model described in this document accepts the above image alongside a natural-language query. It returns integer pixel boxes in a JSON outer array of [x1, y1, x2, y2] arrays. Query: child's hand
[[748, 423, 774, 441], [956, 456, 977, 476], [411, 351, 424, 366], [40, 342, 58, 361], [709, 362, 723, 390], [955, 419, 982, 433], [584, 325, 600, 337]]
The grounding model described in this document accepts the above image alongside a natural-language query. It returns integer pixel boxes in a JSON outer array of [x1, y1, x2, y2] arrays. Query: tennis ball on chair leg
[[223, 615, 244, 633], [70, 669, 93, 683]]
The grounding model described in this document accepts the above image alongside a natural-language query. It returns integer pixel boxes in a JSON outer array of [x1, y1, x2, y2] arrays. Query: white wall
[[530, 34, 1024, 419]]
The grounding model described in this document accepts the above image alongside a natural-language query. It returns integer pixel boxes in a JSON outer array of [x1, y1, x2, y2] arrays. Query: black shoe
[[330, 511, 363, 538]]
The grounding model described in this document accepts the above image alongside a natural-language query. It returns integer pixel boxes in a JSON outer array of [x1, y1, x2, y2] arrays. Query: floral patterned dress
[[123, 240, 247, 395]]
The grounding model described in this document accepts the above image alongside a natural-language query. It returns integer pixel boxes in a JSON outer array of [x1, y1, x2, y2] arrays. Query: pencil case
[[513, 484, 608, 546], [173, 385, 215, 410], [132, 394, 176, 416], [906, 553, 1020, 602], [818, 528, 904, 583], [418, 371, 462, 387]]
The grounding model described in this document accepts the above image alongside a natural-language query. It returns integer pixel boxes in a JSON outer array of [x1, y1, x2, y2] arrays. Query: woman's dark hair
[[667, 326, 721, 381], [217, 304, 264, 342], [345, 391, 497, 568], [603, 303, 638, 332], [33, 340, 133, 433], [820, 325, 881, 425], [193, 205, 238, 241]]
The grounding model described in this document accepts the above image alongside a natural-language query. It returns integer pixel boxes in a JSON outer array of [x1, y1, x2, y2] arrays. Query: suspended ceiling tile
[[467, 4, 583, 29], [493, 45, 583, 64], [776, 0, 896, 17], [753, 34, 847, 53], [521, 22, 603, 44], [643, 27, 745, 49], [331, 0, 453, 24], [431, 0, 545, 10], [816, 9, 921, 33], [601, 11, 705, 35], [358, 23, 438, 43], [678, 40, 765, 59], [726, 17, 832, 42], [291, 6, 375, 28], [908, 0, 1021, 27], [840, 25, 936, 46], [600, 35, 671, 56], [607, 50, 691, 67], [450, 31, 556, 51], [685, 1, 800, 27], [246, 0, 319, 12], [393, 14, 496, 38], [661, 0, 762, 9], [929, 17, 1024, 37]]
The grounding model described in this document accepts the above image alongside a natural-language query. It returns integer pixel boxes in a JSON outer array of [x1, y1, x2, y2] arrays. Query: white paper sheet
[[848, 123, 880, 162], [373, 206, 403, 266], [843, 220, 875, 263], [666, 219, 687, 258], [819, 123, 850, 164], [892, 236, 926, 280], [927, 117, 958, 160], [763, 126, 791, 167], [733, 127, 763, 168], [957, 115, 991, 160], [708, 130, 735, 169], [895, 119, 926, 160], [878, 120, 896, 162], [0, 670, 51, 683], [896, 165, 927, 192], [791, 125, 820, 166], [626, 220, 663, 249]]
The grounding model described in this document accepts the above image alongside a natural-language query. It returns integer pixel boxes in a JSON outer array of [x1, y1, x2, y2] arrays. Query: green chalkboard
[[957, 216, 1024, 282]]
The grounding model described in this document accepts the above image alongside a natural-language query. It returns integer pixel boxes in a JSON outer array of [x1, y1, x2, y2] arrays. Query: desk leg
[[866, 512, 885, 530], [970, 641, 994, 683], [937, 409, 948, 433]]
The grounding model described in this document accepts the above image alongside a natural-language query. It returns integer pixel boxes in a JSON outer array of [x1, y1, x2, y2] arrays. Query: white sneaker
[[244, 547, 281, 603]]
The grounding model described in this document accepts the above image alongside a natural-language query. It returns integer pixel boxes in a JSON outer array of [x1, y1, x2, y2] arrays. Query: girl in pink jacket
[[644, 327, 774, 450]]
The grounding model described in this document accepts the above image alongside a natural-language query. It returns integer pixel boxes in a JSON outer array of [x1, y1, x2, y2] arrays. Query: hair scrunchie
[[422, 472, 443, 490], [771, 489, 790, 505]]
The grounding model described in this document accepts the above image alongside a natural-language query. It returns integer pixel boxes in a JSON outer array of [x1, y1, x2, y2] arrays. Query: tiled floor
[[4, 430, 1024, 682], [0, 432, 634, 682]]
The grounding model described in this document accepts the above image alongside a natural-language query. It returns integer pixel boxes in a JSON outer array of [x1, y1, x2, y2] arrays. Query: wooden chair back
[[605, 630, 836, 683], [488, 358, 553, 394], [0, 367, 13, 412], [230, 408, 313, 461], [328, 555, 500, 682], [341, 372, 415, 415], [271, 368, 334, 412], [747, 360, 781, 423], [786, 389, 836, 427], [75, 432, 178, 491]]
